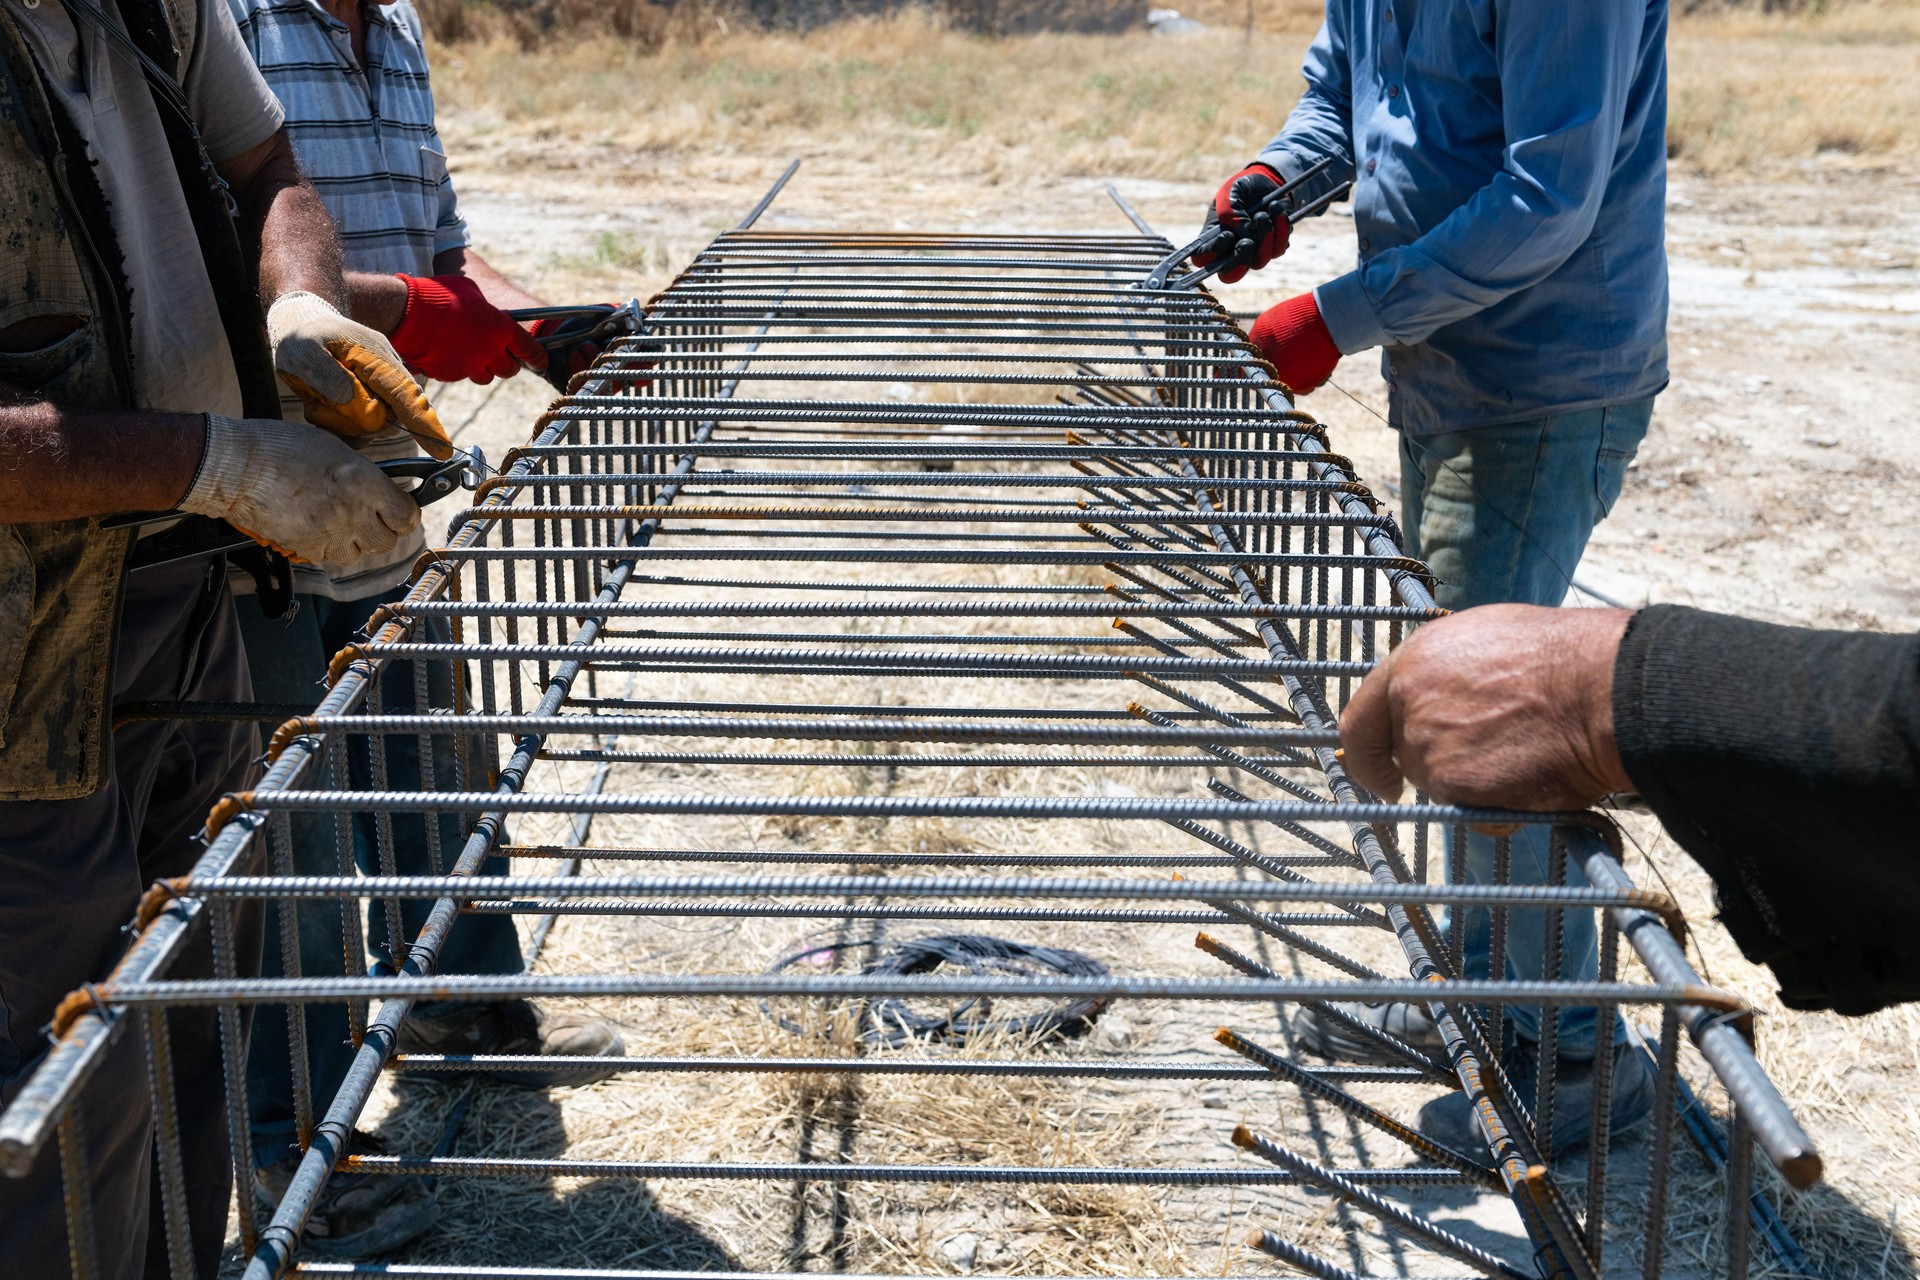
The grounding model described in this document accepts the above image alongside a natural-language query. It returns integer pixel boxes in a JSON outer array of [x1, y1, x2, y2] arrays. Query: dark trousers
[[238, 590, 522, 1168], [0, 557, 262, 1280]]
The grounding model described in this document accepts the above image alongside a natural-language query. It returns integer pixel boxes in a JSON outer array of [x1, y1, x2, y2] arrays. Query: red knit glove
[[391, 274, 548, 385], [1250, 293, 1342, 397], [1191, 163, 1291, 284]]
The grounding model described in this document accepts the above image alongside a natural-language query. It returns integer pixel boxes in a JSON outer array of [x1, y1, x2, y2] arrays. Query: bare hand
[[1339, 604, 1636, 810]]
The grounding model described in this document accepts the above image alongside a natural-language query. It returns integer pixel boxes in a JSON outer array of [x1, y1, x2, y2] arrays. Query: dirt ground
[[190, 42, 1920, 1265]]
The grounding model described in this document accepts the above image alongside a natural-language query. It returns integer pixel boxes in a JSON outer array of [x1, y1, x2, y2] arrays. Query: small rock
[[1147, 7, 1206, 34], [1095, 1014, 1135, 1049], [1634, 527, 1655, 539], [940, 1233, 980, 1271], [1804, 433, 1840, 448]]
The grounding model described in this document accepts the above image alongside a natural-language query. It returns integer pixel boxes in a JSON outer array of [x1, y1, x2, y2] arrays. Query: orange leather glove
[[267, 291, 454, 460]]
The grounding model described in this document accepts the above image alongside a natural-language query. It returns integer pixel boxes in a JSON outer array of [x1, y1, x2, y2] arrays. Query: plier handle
[[1141, 157, 1354, 292]]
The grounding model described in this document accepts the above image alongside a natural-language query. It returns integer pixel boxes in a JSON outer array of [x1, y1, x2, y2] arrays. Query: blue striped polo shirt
[[227, 0, 470, 276]]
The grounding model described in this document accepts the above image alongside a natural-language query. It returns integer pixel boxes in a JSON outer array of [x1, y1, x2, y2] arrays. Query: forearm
[[346, 250, 546, 338], [345, 272, 410, 334], [434, 247, 544, 312], [224, 129, 347, 310], [1613, 605, 1920, 1011], [0, 393, 203, 521]]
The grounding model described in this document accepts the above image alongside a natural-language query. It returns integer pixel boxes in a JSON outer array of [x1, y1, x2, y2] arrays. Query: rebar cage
[[2, 181, 1821, 1280]]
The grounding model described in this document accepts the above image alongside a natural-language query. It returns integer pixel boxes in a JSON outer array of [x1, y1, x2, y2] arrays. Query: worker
[[1340, 602, 1920, 1018], [0, 0, 435, 1269], [1194, 0, 1671, 1153], [226, 0, 623, 1257]]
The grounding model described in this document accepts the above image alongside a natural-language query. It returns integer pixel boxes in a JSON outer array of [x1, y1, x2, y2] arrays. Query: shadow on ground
[[381, 1077, 740, 1271]]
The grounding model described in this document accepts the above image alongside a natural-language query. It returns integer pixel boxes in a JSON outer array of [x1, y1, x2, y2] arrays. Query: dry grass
[[428, 3, 1920, 184], [430, 15, 1308, 185], [1670, 0, 1920, 173]]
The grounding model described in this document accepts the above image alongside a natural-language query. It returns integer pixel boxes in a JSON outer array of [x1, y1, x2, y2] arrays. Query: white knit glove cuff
[[181, 412, 260, 517]]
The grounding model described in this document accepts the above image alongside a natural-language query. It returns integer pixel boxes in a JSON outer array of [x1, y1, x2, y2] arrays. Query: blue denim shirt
[[1260, 0, 1670, 435]]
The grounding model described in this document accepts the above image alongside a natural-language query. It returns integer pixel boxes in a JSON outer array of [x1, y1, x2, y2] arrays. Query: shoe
[[1292, 1001, 1446, 1065], [395, 998, 625, 1087], [253, 1130, 437, 1260], [1416, 1038, 1658, 1165]]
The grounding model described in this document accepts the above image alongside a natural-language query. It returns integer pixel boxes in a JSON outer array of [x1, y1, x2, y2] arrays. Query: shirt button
[[1365, 158, 1377, 175], [1384, 6, 1393, 19], [1360, 238, 1372, 253], [1388, 84, 1401, 100]]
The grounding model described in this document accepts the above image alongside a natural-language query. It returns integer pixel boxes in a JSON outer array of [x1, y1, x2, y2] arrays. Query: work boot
[[253, 1130, 437, 1259], [1292, 1000, 1446, 1065], [1415, 1038, 1658, 1166], [395, 998, 625, 1087]]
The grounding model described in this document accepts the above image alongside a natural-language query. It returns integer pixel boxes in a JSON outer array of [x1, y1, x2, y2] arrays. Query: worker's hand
[[178, 413, 421, 566], [1249, 293, 1342, 396], [393, 274, 550, 387], [1339, 604, 1637, 811], [268, 291, 455, 460], [1191, 163, 1291, 284]]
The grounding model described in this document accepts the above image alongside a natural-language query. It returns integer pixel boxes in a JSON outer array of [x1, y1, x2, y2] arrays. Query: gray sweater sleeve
[[1611, 604, 1920, 1015]]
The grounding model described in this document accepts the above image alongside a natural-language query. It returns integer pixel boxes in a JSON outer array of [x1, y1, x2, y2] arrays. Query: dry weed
[[429, 5, 1920, 186], [1670, 0, 1920, 174]]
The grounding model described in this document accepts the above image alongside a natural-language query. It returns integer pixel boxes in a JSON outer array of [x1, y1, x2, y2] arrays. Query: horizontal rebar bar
[[388, 599, 1437, 621], [266, 714, 1328, 745], [495, 846, 1304, 868], [188, 873, 1673, 914], [215, 790, 1587, 827], [342, 1156, 1471, 1188], [384, 1055, 1426, 1084], [84, 975, 1733, 1011], [459, 902, 1375, 927]]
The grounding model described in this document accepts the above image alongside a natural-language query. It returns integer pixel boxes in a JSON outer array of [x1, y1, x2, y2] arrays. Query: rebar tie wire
[[1, 188, 1818, 1280]]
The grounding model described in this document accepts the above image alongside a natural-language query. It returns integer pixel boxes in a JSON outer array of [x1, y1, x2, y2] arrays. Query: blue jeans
[[1397, 398, 1652, 1058], [240, 590, 524, 1167]]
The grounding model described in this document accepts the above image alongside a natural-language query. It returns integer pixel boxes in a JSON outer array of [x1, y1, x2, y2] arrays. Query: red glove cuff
[[1249, 293, 1342, 397]]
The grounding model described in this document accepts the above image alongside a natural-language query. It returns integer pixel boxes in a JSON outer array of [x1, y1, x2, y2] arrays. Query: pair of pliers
[[1141, 156, 1354, 292], [509, 300, 646, 391]]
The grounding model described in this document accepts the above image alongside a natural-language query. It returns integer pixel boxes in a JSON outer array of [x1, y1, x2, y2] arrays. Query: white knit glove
[[179, 414, 421, 565], [266, 291, 454, 459]]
